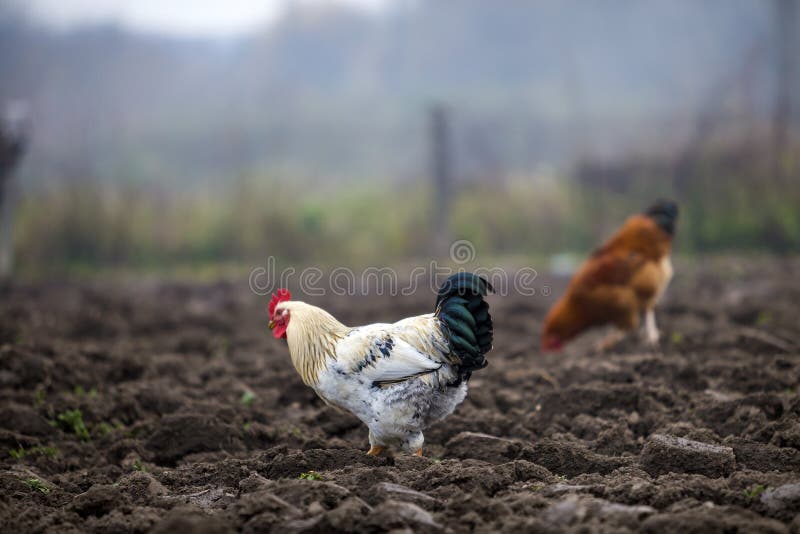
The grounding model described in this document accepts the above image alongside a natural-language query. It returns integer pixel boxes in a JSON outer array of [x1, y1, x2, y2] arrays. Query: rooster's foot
[[366, 445, 386, 456]]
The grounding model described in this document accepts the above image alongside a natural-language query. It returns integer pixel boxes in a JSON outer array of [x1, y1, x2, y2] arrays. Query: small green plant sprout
[[132, 460, 147, 472], [124, 427, 142, 439], [556, 474, 567, 481], [25, 478, 50, 494], [33, 389, 46, 407], [242, 421, 252, 431], [756, 311, 772, 326], [9, 445, 58, 459], [56, 409, 90, 441], [34, 446, 59, 458], [299, 471, 323, 481], [240, 390, 256, 406], [670, 331, 684, 344], [743, 484, 766, 501], [73, 386, 98, 398], [214, 338, 230, 359], [95, 422, 113, 436]]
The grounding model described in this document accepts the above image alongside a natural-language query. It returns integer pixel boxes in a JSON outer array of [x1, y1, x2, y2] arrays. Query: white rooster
[[268, 273, 493, 456]]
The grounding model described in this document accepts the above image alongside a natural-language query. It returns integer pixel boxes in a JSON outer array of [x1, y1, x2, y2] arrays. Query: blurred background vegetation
[[0, 0, 798, 277]]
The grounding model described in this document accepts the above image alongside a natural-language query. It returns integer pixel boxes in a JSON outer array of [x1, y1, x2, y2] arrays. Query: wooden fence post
[[429, 104, 452, 257], [0, 107, 28, 279]]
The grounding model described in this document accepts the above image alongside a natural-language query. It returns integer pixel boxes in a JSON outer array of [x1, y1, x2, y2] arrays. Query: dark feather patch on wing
[[353, 335, 394, 373]]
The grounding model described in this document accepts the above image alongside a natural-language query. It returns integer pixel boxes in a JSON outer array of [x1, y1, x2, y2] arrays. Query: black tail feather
[[644, 199, 679, 236], [435, 273, 494, 375]]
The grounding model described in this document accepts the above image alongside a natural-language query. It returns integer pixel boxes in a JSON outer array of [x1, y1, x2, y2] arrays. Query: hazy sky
[[14, 0, 392, 37]]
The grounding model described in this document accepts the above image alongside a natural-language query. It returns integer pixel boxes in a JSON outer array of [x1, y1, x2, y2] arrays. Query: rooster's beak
[[268, 320, 275, 330]]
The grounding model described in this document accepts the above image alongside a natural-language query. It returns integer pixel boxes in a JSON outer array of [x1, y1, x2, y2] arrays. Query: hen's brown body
[[542, 201, 678, 351]]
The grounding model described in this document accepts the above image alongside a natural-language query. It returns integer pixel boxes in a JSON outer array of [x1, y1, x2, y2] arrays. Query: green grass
[[756, 311, 773, 326], [214, 338, 230, 359], [33, 389, 46, 407], [25, 478, 50, 494], [10, 140, 800, 278], [132, 460, 147, 472], [8, 445, 59, 459], [73, 386, 98, 398], [240, 390, 256, 406], [285, 426, 305, 439], [55, 409, 90, 441], [94, 422, 115, 437], [299, 471, 324, 481], [743, 484, 767, 501]]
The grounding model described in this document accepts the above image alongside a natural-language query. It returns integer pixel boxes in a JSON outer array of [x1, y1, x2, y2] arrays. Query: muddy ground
[[1, 257, 800, 533]]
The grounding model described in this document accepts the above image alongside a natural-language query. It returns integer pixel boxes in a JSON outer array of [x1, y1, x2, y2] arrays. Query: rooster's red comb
[[269, 288, 291, 316]]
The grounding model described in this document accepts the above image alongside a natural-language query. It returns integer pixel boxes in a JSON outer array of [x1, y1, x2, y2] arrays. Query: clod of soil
[[641, 434, 736, 478]]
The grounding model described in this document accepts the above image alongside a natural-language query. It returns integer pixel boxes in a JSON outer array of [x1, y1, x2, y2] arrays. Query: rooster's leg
[[367, 430, 386, 456], [367, 445, 386, 456], [403, 432, 425, 457]]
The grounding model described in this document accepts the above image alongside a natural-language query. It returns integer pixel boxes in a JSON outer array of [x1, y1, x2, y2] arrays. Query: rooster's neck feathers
[[283, 302, 350, 386]]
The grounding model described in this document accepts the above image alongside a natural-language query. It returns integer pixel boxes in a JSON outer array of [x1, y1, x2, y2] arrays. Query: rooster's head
[[268, 288, 292, 339]]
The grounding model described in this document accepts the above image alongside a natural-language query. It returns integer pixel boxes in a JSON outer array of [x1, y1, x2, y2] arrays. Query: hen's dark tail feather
[[434, 273, 494, 376], [644, 199, 679, 236]]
